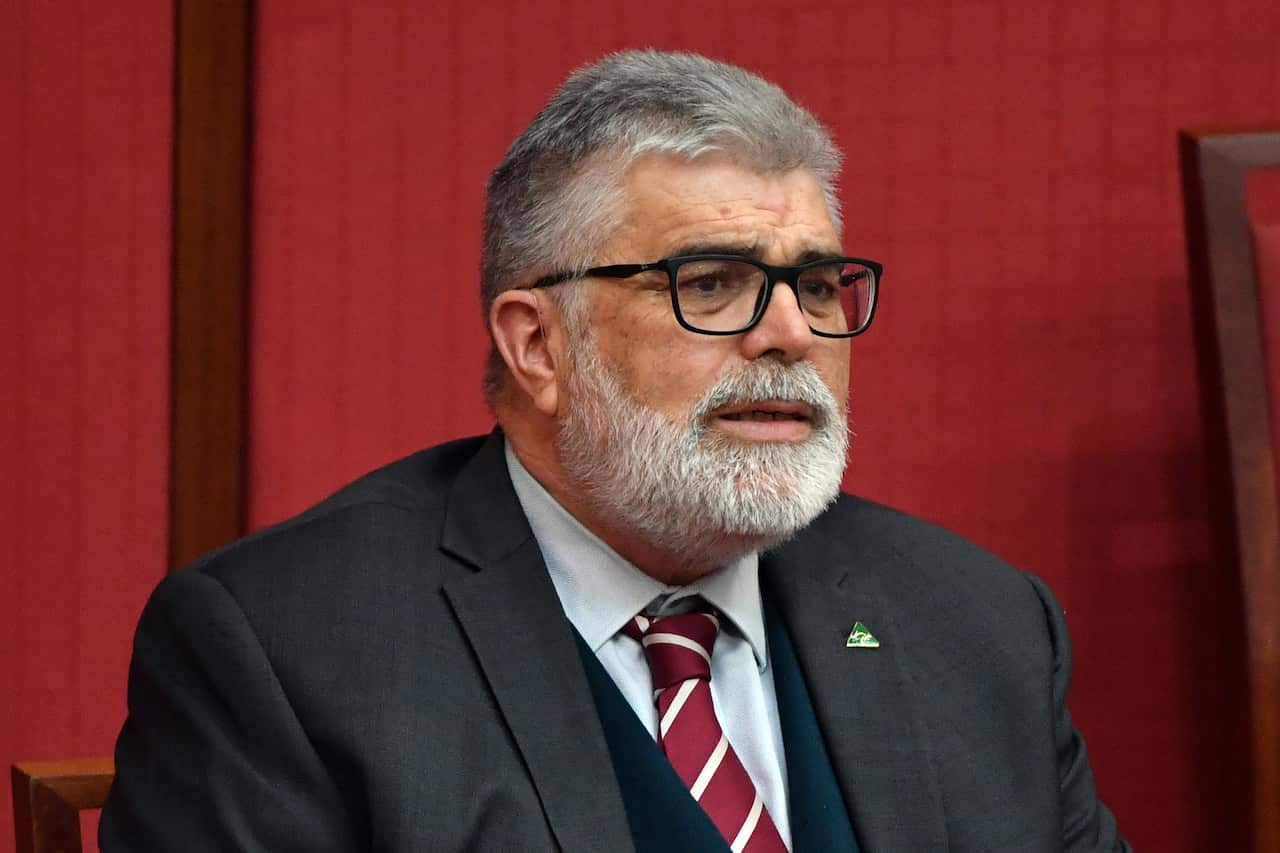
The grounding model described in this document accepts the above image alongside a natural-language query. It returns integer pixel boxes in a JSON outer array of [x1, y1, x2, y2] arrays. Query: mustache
[[690, 361, 840, 429]]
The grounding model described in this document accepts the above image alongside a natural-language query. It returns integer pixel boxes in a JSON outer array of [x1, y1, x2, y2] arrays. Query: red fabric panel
[[1, 2, 172, 849], [251, 2, 1280, 849], [1248, 168, 1280, 486]]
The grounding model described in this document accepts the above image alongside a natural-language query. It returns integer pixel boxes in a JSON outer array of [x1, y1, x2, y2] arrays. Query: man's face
[[551, 154, 851, 572], [581, 154, 850, 435]]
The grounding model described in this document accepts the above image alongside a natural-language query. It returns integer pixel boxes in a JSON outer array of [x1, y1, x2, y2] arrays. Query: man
[[102, 51, 1129, 851]]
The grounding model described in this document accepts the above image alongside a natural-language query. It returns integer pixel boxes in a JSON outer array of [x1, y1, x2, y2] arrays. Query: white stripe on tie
[[642, 632, 711, 666], [689, 734, 728, 801], [659, 679, 699, 738], [730, 794, 764, 853]]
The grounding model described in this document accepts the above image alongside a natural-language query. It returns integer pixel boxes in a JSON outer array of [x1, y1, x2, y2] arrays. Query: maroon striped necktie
[[622, 607, 788, 853]]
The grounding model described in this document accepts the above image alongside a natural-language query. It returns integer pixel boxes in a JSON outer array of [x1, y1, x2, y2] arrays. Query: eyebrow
[[665, 241, 843, 265], [668, 240, 764, 259], [792, 247, 843, 264]]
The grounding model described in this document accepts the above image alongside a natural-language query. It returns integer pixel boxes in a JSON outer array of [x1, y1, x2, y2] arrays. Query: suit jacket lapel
[[762, 521, 949, 853], [440, 433, 635, 853]]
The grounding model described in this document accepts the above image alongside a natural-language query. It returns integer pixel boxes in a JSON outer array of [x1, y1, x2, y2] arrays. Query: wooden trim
[[11, 758, 115, 853], [1179, 125, 1280, 853], [168, 0, 254, 570]]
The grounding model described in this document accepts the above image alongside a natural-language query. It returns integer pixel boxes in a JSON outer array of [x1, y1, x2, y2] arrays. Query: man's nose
[[738, 283, 814, 362]]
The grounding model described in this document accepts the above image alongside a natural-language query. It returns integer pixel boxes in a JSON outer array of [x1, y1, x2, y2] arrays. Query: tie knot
[[622, 606, 721, 691]]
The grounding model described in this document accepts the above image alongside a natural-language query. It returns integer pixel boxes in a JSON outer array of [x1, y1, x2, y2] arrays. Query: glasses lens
[[796, 261, 876, 335], [673, 258, 766, 332]]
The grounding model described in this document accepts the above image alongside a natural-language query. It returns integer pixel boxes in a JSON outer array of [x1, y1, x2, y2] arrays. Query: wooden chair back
[[1179, 125, 1280, 853], [11, 759, 114, 853]]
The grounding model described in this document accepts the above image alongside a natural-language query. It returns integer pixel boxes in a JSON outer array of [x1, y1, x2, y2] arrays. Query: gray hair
[[481, 50, 843, 403]]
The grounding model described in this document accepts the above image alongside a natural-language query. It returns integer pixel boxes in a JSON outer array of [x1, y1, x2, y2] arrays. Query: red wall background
[[5, 1, 1279, 851], [249, 3, 1277, 850], [1, 1, 173, 849]]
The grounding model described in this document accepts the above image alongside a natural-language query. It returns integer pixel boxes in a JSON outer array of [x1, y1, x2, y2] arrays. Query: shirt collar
[[504, 440, 769, 671]]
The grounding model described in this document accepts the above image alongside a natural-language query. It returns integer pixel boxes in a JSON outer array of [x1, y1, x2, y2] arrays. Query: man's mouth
[[711, 401, 815, 440]]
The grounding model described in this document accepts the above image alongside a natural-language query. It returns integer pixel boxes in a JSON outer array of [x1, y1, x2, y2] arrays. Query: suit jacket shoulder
[[102, 433, 622, 852], [764, 492, 1128, 852], [805, 493, 1036, 609]]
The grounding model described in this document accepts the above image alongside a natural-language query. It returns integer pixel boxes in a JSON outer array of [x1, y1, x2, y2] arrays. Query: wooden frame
[[168, 0, 255, 570], [1179, 125, 1280, 853], [11, 5, 254, 849], [11, 759, 115, 853]]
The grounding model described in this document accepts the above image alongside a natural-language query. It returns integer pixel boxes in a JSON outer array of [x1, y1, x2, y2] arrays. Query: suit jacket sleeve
[[100, 569, 363, 852], [1025, 574, 1131, 853]]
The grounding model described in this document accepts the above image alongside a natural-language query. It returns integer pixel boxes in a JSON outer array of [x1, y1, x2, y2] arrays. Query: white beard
[[556, 334, 849, 572]]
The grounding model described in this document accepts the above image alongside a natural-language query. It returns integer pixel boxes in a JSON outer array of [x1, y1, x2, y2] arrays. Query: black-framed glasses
[[528, 254, 882, 338]]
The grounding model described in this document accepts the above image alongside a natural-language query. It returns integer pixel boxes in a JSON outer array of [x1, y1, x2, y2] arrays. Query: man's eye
[[799, 279, 837, 301], [686, 275, 725, 294]]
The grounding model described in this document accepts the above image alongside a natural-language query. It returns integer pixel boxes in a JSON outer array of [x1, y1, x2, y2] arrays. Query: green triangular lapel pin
[[846, 621, 880, 648]]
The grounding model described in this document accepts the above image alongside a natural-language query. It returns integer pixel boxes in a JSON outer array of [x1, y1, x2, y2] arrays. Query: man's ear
[[490, 289, 562, 417]]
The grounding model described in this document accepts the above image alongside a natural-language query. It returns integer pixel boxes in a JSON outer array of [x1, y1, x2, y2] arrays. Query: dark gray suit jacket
[[101, 432, 1128, 852]]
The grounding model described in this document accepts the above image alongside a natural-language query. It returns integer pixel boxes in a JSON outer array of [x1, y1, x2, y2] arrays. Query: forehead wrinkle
[[662, 217, 839, 264], [653, 205, 812, 253], [601, 158, 837, 265]]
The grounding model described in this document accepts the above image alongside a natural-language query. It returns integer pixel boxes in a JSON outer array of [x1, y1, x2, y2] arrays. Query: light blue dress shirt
[[504, 442, 792, 847]]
